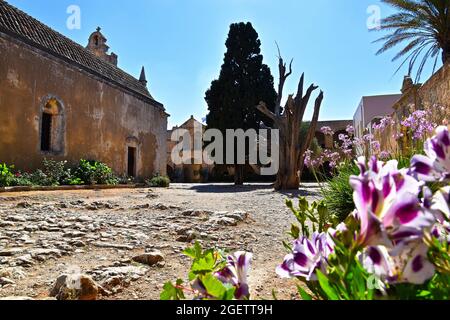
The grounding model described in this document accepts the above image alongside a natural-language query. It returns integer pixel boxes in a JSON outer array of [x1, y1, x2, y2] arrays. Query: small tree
[[257, 52, 323, 190]]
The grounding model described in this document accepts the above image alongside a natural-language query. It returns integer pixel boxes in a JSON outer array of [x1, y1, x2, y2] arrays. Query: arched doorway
[[39, 96, 66, 155]]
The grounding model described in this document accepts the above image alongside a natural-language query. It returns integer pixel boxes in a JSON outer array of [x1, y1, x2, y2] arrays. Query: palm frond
[[375, 0, 449, 81]]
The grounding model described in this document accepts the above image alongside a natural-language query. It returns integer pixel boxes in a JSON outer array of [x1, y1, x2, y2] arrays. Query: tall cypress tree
[[205, 22, 277, 185]]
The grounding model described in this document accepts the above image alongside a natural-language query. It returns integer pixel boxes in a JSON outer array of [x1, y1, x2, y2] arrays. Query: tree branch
[[274, 47, 293, 117], [297, 91, 324, 169], [256, 101, 277, 122], [295, 73, 305, 106], [296, 83, 319, 122]]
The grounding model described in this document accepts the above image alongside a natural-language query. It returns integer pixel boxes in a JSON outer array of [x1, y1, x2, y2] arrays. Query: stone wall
[[377, 63, 450, 156], [0, 32, 168, 179]]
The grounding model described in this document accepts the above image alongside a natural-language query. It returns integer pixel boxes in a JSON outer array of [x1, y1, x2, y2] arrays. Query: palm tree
[[375, 0, 450, 81]]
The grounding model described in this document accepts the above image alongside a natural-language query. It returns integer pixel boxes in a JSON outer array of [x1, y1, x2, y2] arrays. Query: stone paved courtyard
[[0, 183, 321, 300]]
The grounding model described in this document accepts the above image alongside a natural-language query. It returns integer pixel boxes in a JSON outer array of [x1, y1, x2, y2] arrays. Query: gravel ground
[[0, 183, 321, 300]]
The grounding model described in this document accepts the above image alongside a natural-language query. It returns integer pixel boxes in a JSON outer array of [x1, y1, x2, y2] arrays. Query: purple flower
[[215, 251, 252, 300], [363, 134, 374, 142], [276, 232, 334, 281], [379, 151, 391, 160], [373, 116, 394, 133], [410, 126, 450, 182], [401, 110, 435, 140], [350, 156, 437, 284], [362, 243, 435, 285], [304, 150, 314, 168], [431, 186, 450, 221], [193, 251, 252, 300], [429, 187, 450, 243], [401, 244, 436, 285], [361, 246, 394, 279], [320, 126, 334, 136], [346, 125, 355, 135], [371, 141, 381, 152], [350, 157, 433, 248]]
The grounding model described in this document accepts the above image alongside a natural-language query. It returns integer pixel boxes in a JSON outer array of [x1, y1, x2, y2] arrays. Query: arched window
[[40, 96, 66, 155]]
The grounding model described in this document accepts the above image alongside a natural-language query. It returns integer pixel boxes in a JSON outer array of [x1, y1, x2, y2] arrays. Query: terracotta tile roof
[[0, 0, 163, 109]]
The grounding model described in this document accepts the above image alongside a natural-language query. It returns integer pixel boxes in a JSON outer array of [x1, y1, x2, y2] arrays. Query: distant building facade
[[0, 1, 168, 179], [167, 116, 213, 183], [353, 94, 402, 155]]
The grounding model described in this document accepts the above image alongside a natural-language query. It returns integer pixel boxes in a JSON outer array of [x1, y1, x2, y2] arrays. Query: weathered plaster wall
[[418, 63, 450, 108], [0, 32, 167, 179]]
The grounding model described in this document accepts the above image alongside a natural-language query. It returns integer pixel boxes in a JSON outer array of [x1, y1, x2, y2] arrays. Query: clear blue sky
[[8, 0, 439, 128]]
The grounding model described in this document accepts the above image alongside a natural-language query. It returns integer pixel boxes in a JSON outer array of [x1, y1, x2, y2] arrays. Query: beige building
[[0, 1, 168, 179], [167, 116, 213, 182]]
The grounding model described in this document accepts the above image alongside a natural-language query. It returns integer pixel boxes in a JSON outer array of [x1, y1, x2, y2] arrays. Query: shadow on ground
[[186, 184, 273, 193], [181, 183, 322, 198]]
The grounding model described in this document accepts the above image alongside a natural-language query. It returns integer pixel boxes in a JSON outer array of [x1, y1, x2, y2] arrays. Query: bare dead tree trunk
[[257, 53, 324, 191], [234, 164, 244, 186]]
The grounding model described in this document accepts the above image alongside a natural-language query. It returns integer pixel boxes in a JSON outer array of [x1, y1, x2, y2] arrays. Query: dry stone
[[132, 250, 164, 266]]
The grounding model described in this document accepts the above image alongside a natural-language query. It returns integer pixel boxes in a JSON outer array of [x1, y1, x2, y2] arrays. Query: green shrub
[[28, 169, 48, 186], [41, 159, 73, 186], [0, 163, 15, 187], [74, 159, 118, 185], [117, 175, 135, 185], [321, 162, 359, 223], [10, 172, 34, 187], [146, 175, 170, 188], [65, 177, 84, 185]]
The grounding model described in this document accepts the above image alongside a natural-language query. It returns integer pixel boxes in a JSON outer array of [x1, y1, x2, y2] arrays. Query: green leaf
[[183, 241, 203, 259], [289, 224, 300, 239], [417, 290, 431, 298], [286, 199, 294, 210], [282, 240, 293, 253], [191, 251, 216, 274], [297, 285, 313, 300], [316, 271, 340, 300], [160, 280, 185, 300], [222, 287, 237, 300], [201, 274, 227, 299], [298, 197, 309, 212]]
